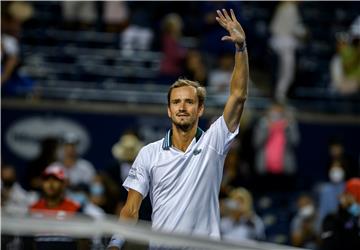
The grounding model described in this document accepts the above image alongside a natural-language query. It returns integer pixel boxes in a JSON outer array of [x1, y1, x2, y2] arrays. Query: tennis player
[[108, 8, 248, 249]]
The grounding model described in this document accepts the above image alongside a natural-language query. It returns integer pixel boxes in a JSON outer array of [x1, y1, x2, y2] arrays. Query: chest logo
[[193, 149, 202, 155]]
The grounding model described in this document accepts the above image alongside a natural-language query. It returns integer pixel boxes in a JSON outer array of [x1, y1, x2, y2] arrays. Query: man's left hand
[[216, 9, 246, 46]]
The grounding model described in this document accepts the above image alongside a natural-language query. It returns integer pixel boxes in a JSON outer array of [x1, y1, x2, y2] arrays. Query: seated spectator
[[30, 164, 81, 216], [253, 102, 300, 192], [29, 164, 88, 250], [330, 16, 360, 96], [220, 187, 265, 242], [220, 136, 243, 198], [61, 1, 98, 30], [327, 137, 358, 178], [57, 132, 96, 188], [159, 13, 187, 84], [321, 178, 360, 250], [1, 1, 34, 97], [120, 9, 154, 53], [183, 49, 208, 86], [103, 1, 129, 32], [208, 53, 234, 93], [89, 173, 120, 215], [1, 163, 38, 216], [25, 136, 59, 191], [290, 194, 318, 249]]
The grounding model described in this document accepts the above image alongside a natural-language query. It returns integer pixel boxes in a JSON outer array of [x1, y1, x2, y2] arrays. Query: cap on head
[[42, 164, 67, 181], [345, 178, 360, 203]]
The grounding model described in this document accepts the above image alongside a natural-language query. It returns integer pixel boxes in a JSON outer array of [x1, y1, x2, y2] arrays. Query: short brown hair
[[167, 78, 206, 107]]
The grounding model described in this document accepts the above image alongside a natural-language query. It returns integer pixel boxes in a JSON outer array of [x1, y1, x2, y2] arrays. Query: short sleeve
[[122, 148, 150, 198], [2, 35, 19, 56], [207, 116, 239, 155]]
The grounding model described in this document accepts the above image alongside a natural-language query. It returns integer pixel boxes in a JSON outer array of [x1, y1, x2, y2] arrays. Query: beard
[[172, 116, 196, 132]]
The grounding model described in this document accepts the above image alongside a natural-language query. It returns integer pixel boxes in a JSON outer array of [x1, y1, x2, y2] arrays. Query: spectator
[[183, 49, 208, 86], [315, 160, 346, 232], [208, 53, 234, 93], [30, 164, 81, 216], [220, 136, 243, 198], [321, 178, 360, 250], [62, 1, 98, 30], [103, 132, 151, 219], [159, 13, 187, 84], [1, 1, 34, 96], [290, 194, 318, 249], [103, 1, 129, 32], [220, 187, 266, 242], [120, 9, 154, 52], [29, 164, 88, 250], [327, 137, 358, 179], [269, 1, 307, 102], [330, 16, 360, 96], [253, 102, 300, 191], [57, 132, 96, 188], [1, 163, 38, 216], [25, 136, 59, 191]]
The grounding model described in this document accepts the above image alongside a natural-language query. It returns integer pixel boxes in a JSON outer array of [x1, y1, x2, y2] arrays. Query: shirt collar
[[162, 127, 204, 150]]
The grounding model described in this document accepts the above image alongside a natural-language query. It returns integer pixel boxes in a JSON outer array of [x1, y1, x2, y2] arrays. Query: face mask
[[348, 203, 360, 217], [90, 183, 104, 196], [299, 205, 315, 218], [329, 167, 345, 183], [70, 192, 87, 205], [225, 199, 239, 210]]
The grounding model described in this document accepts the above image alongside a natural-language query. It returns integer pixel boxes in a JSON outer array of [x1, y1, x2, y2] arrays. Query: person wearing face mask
[[220, 187, 265, 242], [321, 178, 360, 250], [315, 161, 346, 232], [290, 194, 318, 249], [1, 163, 38, 216]]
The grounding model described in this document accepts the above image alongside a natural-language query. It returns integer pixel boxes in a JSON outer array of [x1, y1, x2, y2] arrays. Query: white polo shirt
[[123, 115, 239, 239]]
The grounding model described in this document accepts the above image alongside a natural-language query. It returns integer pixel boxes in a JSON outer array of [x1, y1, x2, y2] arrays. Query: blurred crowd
[[1, 1, 359, 102]]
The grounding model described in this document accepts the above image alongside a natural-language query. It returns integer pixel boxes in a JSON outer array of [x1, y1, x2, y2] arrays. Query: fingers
[[216, 16, 227, 28], [230, 9, 238, 22], [221, 9, 232, 22], [216, 9, 226, 23], [217, 9, 239, 24], [221, 36, 233, 42]]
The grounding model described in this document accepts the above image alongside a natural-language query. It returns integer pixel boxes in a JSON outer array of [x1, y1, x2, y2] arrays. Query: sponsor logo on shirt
[[128, 167, 138, 179], [193, 149, 202, 155]]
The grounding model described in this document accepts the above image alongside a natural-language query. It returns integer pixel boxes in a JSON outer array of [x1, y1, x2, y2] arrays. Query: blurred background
[[1, 1, 360, 250]]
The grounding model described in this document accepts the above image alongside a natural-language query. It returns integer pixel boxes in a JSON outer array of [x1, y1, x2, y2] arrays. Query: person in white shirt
[[108, 9, 249, 249]]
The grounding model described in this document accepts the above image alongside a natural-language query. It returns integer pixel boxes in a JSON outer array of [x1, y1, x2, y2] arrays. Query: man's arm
[[120, 189, 143, 220], [216, 9, 249, 132], [108, 189, 143, 250], [1, 55, 18, 85]]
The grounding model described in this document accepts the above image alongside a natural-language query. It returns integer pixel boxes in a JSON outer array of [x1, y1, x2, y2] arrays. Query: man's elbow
[[120, 206, 139, 220]]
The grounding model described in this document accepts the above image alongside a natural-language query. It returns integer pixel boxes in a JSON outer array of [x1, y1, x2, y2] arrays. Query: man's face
[[167, 86, 204, 131], [63, 144, 77, 158], [42, 176, 64, 199]]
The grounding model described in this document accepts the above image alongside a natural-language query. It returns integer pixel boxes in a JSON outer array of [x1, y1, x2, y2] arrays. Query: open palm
[[216, 9, 246, 45]]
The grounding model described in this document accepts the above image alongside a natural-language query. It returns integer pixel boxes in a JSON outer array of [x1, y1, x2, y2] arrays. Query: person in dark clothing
[[25, 137, 59, 191], [320, 178, 360, 250]]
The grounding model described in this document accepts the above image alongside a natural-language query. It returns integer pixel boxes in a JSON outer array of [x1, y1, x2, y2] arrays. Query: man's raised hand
[[216, 9, 246, 46]]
